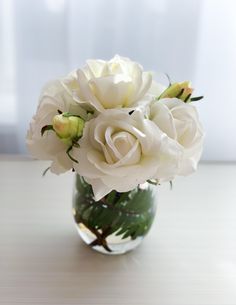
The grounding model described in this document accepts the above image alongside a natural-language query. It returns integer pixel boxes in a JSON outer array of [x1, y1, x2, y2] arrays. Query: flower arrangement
[[27, 55, 204, 254]]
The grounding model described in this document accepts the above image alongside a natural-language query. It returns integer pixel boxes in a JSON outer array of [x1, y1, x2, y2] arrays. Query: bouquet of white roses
[[27, 55, 204, 254], [27, 55, 204, 201]]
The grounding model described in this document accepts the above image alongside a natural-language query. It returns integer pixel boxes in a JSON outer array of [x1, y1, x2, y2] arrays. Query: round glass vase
[[72, 175, 157, 255]]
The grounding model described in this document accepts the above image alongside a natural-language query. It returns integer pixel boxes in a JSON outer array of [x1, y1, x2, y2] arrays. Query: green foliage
[[41, 125, 54, 136], [190, 96, 204, 102], [73, 176, 156, 248], [66, 146, 78, 163]]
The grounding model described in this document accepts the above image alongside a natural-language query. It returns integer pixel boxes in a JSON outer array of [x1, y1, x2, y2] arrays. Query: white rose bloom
[[26, 80, 88, 174], [73, 109, 183, 201], [148, 79, 166, 97], [149, 98, 204, 175], [62, 55, 152, 112]]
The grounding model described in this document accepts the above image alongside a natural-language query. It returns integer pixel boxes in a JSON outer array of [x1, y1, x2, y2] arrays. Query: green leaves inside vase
[[72, 175, 157, 254]]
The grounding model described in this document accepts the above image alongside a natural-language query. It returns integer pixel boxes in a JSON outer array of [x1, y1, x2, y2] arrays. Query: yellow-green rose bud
[[53, 115, 70, 138], [159, 81, 193, 102], [52, 114, 85, 142]]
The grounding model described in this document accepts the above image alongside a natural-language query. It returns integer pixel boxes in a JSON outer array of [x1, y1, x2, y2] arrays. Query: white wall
[[194, 0, 236, 161], [0, 0, 235, 160]]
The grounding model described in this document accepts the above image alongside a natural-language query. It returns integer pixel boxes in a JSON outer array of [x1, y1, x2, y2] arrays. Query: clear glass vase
[[72, 175, 157, 255]]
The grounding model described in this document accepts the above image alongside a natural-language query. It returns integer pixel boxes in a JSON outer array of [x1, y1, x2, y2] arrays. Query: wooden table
[[0, 156, 236, 305]]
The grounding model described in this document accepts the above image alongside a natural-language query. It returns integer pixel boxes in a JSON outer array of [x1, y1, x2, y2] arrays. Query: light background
[[0, 0, 235, 160]]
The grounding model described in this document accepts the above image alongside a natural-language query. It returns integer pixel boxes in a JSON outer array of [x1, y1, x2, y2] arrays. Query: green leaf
[[105, 190, 117, 204], [176, 88, 184, 98], [42, 166, 50, 177], [184, 93, 192, 103], [62, 112, 83, 119], [147, 179, 158, 186], [41, 125, 54, 136], [165, 73, 172, 87], [62, 112, 72, 117], [66, 146, 78, 163], [73, 176, 157, 247], [190, 96, 204, 102]]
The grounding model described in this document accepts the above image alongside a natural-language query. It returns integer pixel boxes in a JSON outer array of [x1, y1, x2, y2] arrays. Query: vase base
[[76, 223, 143, 255]]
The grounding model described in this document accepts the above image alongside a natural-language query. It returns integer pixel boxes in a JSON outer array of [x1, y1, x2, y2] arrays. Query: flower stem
[[81, 220, 112, 252]]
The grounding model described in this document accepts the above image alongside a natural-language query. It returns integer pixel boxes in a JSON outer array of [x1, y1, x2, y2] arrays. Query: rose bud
[[52, 113, 85, 142], [159, 81, 193, 102]]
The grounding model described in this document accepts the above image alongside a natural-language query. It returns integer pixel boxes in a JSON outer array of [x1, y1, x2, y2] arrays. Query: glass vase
[[72, 175, 157, 255]]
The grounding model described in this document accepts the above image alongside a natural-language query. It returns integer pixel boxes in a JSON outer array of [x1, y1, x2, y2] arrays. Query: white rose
[[26, 80, 87, 174], [62, 55, 152, 112], [73, 109, 183, 201], [149, 98, 204, 175], [148, 79, 166, 97]]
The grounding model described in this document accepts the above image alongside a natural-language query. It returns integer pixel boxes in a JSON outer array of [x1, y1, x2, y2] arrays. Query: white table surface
[[0, 156, 236, 305]]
